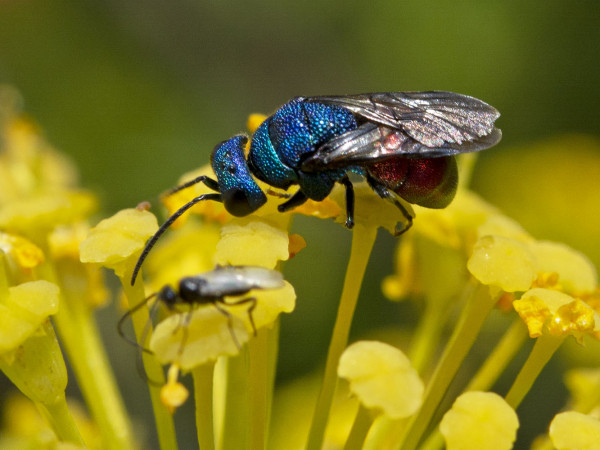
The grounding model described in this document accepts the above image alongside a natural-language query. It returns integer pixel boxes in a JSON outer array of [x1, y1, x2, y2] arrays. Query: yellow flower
[[161, 165, 230, 226], [150, 306, 250, 370], [338, 340, 424, 418], [145, 219, 296, 370], [49, 223, 109, 308], [0, 281, 60, 354], [329, 182, 414, 235], [160, 365, 189, 414], [0, 191, 98, 240], [149, 276, 295, 370], [79, 208, 158, 278], [468, 235, 537, 292], [0, 90, 80, 205], [383, 189, 519, 301], [513, 289, 600, 342], [439, 391, 519, 450], [143, 221, 221, 291], [215, 219, 291, 268], [564, 368, 600, 414], [549, 411, 600, 449], [0, 232, 45, 286]]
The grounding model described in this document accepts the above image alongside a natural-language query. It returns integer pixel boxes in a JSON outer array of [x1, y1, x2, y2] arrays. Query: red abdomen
[[366, 156, 458, 208]]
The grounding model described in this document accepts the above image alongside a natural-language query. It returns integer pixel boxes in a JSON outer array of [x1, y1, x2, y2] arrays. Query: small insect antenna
[[118, 292, 168, 385], [131, 192, 222, 286], [117, 292, 159, 353]]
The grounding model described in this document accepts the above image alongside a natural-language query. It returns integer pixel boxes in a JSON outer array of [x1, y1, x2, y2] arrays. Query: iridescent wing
[[300, 91, 501, 169]]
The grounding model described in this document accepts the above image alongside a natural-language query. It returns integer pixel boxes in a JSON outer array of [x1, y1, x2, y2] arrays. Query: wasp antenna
[[118, 292, 158, 351], [164, 175, 220, 197], [130, 192, 223, 285]]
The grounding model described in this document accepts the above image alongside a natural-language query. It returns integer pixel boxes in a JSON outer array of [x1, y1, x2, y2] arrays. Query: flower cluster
[[2, 86, 599, 450]]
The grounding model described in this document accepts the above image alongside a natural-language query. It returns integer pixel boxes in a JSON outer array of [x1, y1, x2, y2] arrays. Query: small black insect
[[131, 92, 501, 285], [119, 266, 286, 355]]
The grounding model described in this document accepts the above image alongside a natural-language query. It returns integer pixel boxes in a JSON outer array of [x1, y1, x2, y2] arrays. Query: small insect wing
[[197, 266, 285, 297], [300, 91, 501, 169]]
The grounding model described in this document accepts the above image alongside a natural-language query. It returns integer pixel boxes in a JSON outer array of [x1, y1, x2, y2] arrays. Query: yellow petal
[[149, 306, 249, 371], [0, 281, 60, 353], [0, 191, 97, 234], [468, 235, 537, 292], [144, 221, 221, 291], [247, 114, 268, 134], [515, 289, 599, 340], [330, 183, 414, 235], [0, 232, 45, 270], [228, 281, 296, 331], [338, 341, 423, 418], [162, 165, 230, 226], [549, 411, 600, 449], [215, 220, 289, 268], [79, 209, 158, 277], [439, 391, 519, 450], [529, 241, 598, 294]]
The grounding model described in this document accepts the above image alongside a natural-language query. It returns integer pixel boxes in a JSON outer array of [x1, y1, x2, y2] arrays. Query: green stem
[[220, 346, 250, 450], [467, 318, 528, 392], [398, 283, 496, 450], [248, 325, 278, 450], [306, 225, 378, 450], [37, 398, 85, 445], [418, 320, 529, 450], [505, 333, 564, 409], [409, 302, 448, 374], [121, 272, 178, 450], [344, 405, 375, 450], [192, 362, 216, 450], [40, 258, 137, 450]]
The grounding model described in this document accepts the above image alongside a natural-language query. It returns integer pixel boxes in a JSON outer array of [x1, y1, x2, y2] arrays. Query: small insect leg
[[212, 300, 242, 349], [225, 296, 258, 336], [176, 310, 193, 358], [339, 175, 355, 229]]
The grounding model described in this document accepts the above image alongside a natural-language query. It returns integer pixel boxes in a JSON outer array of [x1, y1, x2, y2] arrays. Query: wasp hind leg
[[366, 175, 413, 235], [339, 175, 355, 229], [277, 190, 308, 212]]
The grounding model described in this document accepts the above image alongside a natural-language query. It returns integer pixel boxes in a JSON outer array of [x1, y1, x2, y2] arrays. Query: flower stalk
[[306, 224, 378, 450], [398, 282, 497, 450]]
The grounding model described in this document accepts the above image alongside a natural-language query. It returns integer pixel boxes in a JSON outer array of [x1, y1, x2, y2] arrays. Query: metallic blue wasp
[[131, 91, 501, 285]]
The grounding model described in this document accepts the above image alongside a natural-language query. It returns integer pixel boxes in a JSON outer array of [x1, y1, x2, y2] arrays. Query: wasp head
[[211, 136, 267, 217]]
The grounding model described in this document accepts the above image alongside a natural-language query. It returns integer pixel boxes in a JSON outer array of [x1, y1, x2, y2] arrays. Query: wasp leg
[[225, 296, 258, 336], [131, 192, 223, 285], [212, 300, 242, 350], [339, 175, 355, 229], [366, 176, 413, 235], [267, 189, 292, 199], [277, 189, 308, 212], [165, 175, 220, 196]]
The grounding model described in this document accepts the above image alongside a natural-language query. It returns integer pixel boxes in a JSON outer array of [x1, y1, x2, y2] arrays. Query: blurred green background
[[1, 0, 599, 448]]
